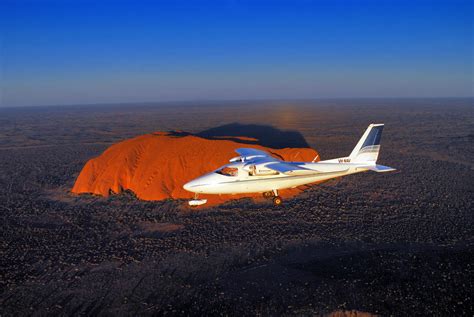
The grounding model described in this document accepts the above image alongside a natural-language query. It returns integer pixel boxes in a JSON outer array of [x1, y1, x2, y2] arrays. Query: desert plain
[[0, 98, 473, 315]]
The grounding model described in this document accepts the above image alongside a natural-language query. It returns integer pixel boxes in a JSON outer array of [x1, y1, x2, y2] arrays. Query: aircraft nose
[[183, 181, 192, 191], [183, 179, 198, 192], [183, 174, 216, 193]]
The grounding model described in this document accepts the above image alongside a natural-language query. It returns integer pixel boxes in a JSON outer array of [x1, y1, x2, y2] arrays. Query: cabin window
[[249, 165, 257, 176], [248, 164, 278, 176], [216, 167, 238, 177]]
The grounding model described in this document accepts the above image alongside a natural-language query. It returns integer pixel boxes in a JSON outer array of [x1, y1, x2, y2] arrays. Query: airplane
[[183, 123, 396, 206]]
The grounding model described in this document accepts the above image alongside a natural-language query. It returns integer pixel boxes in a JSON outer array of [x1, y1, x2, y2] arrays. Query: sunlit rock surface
[[72, 131, 319, 205]]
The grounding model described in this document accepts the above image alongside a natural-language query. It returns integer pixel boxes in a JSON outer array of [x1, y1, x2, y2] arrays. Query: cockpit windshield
[[216, 166, 238, 177]]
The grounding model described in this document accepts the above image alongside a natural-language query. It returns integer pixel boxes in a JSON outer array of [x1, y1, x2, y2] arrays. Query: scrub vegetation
[[0, 99, 472, 315]]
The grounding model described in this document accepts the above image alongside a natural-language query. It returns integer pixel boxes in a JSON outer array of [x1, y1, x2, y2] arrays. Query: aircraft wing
[[235, 148, 272, 159], [265, 162, 319, 175], [266, 162, 352, 175]]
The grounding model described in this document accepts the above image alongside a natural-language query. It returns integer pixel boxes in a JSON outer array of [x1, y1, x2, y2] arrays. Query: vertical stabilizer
[[349, 124, 384, 163]]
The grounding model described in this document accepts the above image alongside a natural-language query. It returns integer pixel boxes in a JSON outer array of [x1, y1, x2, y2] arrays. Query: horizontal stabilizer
[[266, 162, 318, 175], [366, 164, 396, 173]]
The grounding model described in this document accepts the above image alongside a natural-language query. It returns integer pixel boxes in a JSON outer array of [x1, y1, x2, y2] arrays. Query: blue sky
[[1, 0, 472, 107]]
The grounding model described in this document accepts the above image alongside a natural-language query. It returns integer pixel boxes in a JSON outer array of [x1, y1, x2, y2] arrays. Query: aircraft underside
[[194, 169, 359, 195]]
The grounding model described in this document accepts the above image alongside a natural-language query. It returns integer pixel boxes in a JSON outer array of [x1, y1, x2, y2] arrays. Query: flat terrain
[[0, 98, 473, 316]]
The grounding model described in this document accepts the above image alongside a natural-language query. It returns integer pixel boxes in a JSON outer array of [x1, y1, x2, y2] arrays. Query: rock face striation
[[72, 132, 319, 205]]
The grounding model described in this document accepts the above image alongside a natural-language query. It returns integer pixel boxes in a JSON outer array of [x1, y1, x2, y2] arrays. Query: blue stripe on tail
[[362, 125, 384, 148]]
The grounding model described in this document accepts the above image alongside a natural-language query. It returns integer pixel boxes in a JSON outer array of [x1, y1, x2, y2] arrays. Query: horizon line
[[1, 96, 473, 110]]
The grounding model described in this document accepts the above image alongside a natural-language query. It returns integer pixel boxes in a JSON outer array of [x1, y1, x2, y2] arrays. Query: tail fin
[[349, 124, 384, 163]]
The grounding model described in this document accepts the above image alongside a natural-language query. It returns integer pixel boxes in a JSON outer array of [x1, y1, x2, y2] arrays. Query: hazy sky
[[1, 0, 473, 107]]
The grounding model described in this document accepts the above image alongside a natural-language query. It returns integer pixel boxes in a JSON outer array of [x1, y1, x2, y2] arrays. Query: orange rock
[[71, 132, 319, 206]]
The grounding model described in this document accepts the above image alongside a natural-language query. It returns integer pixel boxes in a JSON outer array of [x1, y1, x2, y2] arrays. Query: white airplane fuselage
[[183, 161, 368, 195]]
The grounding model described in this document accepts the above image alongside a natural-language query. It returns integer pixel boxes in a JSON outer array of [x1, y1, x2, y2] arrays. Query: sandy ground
[[0, 98, 472, 315]]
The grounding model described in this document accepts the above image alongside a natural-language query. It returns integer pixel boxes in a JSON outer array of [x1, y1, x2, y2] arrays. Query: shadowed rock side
[[71, 131, 319, 205]]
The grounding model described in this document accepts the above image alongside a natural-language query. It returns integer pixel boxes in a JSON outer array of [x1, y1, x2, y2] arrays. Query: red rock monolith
[[71, 132, 319, 205]]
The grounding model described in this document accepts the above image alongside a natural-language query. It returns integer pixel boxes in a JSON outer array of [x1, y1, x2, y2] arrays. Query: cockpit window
[[216, 167, 238, 176]]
